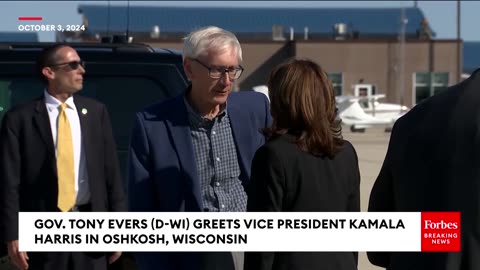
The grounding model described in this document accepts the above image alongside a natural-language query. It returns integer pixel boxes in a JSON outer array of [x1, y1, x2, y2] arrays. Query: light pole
[[399, 7, 406, 107], [457, 0, 461, 82]]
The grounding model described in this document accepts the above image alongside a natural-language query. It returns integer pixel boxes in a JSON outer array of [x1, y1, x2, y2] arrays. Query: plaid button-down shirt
[[184, 96, 247, 212]]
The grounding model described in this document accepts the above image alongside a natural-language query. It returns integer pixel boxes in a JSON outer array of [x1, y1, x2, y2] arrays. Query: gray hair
[[183, 26, 242, 63]]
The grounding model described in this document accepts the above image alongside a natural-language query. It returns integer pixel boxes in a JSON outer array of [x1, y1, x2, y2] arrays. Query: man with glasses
[[128, 26, 271, 270], [0, 44, 126, 270]]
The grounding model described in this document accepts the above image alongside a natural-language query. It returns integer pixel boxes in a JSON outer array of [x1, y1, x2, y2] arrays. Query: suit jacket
[[0, 95, 126, 243], [368, 69, 480, 270], [127, 91, 271, 270], [244, 134, 360, 270]]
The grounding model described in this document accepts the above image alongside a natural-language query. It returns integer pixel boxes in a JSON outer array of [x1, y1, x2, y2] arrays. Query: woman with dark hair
[[244, 59, 360, 270]]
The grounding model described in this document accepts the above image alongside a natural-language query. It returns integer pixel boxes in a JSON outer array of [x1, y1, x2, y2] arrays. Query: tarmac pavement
[[342, 126, 391, 270]]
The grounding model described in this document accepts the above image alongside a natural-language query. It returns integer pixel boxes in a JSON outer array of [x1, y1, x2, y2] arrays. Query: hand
[[108, 251, 122, 264], [7, 240, 29, 269]]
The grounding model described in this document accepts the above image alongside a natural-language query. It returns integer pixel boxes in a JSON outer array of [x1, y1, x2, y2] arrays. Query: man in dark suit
[[368, 69, 480, 270], [128, 26, 271, 270], [0, 44, 126, 270]]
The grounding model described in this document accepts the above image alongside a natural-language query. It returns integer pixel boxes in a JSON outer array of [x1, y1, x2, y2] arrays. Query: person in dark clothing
[[244, 58, 360, 270]]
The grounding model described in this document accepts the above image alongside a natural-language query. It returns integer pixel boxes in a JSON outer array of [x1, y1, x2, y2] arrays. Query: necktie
[[57, 103, 76, 212]]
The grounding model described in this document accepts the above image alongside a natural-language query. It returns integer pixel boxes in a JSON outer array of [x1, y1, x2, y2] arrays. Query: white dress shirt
[[44, 90, 90, 205]]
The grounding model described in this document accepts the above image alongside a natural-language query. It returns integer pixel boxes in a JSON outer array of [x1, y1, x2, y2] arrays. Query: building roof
[[0, 32, 38, 42], [78, 5, 434, 38], [464, 42, 480, 74]]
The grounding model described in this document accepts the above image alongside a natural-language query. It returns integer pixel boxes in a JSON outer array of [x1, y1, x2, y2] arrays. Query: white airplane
[[357, 94, 409, 120], [336, 95, 408, 132], [253, 85, 408, 133]]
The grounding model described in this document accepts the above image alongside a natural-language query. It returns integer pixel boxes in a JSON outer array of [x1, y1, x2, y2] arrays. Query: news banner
[[19, 212, 461, 252]]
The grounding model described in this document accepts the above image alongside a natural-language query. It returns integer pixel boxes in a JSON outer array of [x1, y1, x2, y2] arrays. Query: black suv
[[0, 42, 188, 270], [0, 42, 188, 179]]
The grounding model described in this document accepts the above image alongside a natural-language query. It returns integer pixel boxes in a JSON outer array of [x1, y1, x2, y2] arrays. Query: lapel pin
[[81, 108, 88, 115]]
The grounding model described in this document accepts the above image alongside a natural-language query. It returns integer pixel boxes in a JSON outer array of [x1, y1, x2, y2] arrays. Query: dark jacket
[[245, 134, 360, 270], [0, 95, 126, 242], [128, 91, 271, 270], [368, 68, 480, 270]]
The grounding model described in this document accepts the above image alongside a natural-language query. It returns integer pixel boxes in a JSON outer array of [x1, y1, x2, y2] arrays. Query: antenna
[[126, 0, 130, 41]]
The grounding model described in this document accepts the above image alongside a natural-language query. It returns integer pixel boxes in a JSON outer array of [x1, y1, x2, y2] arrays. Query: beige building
[[147, 38, 461, 108], [70, 5, 463, 108]]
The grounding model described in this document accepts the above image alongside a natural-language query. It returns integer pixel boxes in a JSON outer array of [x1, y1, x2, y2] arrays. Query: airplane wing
[[335, 94, 385, 103]]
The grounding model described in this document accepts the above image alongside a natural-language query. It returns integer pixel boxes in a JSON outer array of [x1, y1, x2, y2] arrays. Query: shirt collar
[[183, 86, 228, 121], [44, 89, 76, 112]]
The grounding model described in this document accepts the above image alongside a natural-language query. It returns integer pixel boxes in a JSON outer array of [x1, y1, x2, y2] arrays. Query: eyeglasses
[[49, 60, 85, 70], [193, 58, 244, 80]]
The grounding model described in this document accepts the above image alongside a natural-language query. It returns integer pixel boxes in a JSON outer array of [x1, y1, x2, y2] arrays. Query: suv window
[[0, 43, 188, 185], [0, 73, 181, 172]]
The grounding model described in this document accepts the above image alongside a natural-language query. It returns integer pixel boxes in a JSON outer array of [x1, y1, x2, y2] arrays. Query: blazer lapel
[[73, 97, 89, 148], [228, 102, 251, 183], [74, 96, 105, 205], [33, 98, 55, 156], [165, 97, 202, 210], [73, 97, 92, 176]]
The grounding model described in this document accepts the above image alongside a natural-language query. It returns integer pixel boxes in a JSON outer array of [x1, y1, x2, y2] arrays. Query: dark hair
[[36, 44, 70, 85], [264, 58, 343, 158]]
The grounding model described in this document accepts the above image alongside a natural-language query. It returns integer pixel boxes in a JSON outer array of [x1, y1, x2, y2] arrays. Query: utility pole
[[457, 0, 461, 82]]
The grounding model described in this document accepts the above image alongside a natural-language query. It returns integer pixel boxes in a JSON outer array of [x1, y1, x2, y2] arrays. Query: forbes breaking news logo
[[421, 212, 461, 252]]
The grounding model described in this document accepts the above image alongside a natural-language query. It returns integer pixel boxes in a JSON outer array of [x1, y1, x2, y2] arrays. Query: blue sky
[[1, 1, 478, 42]]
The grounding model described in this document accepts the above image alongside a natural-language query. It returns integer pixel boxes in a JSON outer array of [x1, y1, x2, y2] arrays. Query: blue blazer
[[127, 91, 271, 270]]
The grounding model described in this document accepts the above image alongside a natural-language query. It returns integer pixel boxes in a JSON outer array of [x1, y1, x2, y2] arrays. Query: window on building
[[328, 73, 343, 96], [414, 72, 449, 104]]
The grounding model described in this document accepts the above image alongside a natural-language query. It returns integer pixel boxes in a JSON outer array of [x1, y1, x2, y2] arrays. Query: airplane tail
[[339, 99, 373, 119]]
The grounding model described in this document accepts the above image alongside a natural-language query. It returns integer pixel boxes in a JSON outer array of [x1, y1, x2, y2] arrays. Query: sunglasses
[[49, 60, 85, 70]]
